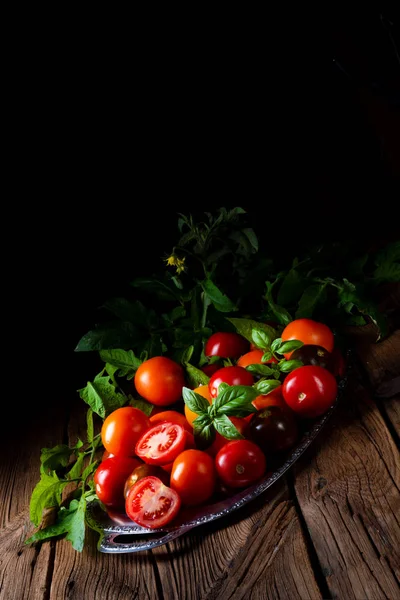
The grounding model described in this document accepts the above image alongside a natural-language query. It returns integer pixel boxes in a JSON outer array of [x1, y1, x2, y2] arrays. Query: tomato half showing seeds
[[135, 422, 187, 465], [282, 365, 338, 418], [101, 407, 151, 457], [170, 449, 216, 506], [215, 440, 267, 488], [94, 456, 142, 509], [134, 356, 186, 406], [205, 331, 249, 359], [125, 476, 181, 529], [209, 366, 255, 398]]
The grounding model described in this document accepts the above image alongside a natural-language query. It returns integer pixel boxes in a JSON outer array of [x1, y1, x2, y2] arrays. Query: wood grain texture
[[294, 372, 400, 600]]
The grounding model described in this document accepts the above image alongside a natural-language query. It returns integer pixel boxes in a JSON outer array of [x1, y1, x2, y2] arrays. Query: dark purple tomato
[[290, 344, 334, 372], [248, 406, 298, 453]]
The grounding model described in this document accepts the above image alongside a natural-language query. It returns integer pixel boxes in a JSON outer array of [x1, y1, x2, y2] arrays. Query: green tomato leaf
[[213, 415, 244, 440], [99, 348, 141, 379], [182, 387, 210, 414], [295, 283, 327, 319], [75, 321, 139, 352], [87, 408, 94, 444], [67, 452, 85, 481], [184, 364, 210, 388], [102, 298, 149, 326], [78, 376, 126, 419], [226, 318, 277, 345], [277, 268, 305, 307], [201, 279, 238, 313], [128, 395, 154, 417], [264, 281, 292, 325], [254, 379, 282, 395], [213, 385, 258, 416], [29, 471, 68, 527], [40, 445, 72, 473]]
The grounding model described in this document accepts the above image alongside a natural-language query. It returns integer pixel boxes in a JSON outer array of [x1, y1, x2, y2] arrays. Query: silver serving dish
[[86, 376, 347, 553]]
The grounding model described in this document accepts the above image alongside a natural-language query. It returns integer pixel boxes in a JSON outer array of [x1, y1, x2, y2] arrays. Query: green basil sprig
[[243, 328, 303, 379]]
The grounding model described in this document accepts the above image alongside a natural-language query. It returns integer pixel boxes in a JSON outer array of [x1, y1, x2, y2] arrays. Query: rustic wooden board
[[293, 370, 400, 600]]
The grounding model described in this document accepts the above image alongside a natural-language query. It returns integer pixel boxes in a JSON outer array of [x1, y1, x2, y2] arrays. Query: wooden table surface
[[1, 296, 399, 600]]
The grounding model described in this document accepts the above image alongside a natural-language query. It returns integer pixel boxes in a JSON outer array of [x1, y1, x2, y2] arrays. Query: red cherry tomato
[[281, 318, 334, 358], [251, 385, 292, 412], [149, 410, 192, 433], [94, 456, 142, 508], [215, 440, 267, 488], [135, 422, 187, 465], [125, 476, 181, 528], [282, 365, 338, 418], [101, 407, 151, 457], [206, 416, 249, 457], [201, 362, 223, 377], [208, 366, 254, 398], [170, 449, 216, 506], [205, 332, 249, 359], [134, 356, 186, 406], [237, 349, 278, 367]]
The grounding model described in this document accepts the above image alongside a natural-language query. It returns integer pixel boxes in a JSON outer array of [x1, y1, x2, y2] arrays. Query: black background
[[12, 7, 399, 423]]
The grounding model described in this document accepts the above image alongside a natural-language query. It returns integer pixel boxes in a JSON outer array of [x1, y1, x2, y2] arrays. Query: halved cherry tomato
[[205, 332, 249, 359], [124, 464, 170, 498], [125, 476, 181, 528], [135, 422, 186, 465], [150, 410, 192, 432], [208, 366, 254, 398], [160, 430, 195, 473]]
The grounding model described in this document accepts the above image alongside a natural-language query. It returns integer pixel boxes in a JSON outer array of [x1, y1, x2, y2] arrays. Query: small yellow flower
[[165, 255, 186, 274]]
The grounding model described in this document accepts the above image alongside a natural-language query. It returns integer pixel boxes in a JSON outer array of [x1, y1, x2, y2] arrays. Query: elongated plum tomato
[[205, 332, 249, 359], [184, 384, 212, 427], [94, 456, 142, 508], [209, 365, 254, 398], [101, 407, 151, 457], [282, 365, 338, 418], [134, 356, 186, 406], [237, 349, 278, 367], [281, 318, 334, 358], [125, 476, 181, 529], [135, 422, 187, 466], [170, 449, 216, 506]]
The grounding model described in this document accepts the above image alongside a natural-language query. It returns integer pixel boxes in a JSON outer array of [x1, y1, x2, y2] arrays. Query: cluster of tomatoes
[[93, 318, 345, 529]]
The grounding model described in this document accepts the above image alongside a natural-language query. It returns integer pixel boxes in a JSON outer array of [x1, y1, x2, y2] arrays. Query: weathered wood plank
[[0, 403, 67, 600], [294, 372, 400, 600]]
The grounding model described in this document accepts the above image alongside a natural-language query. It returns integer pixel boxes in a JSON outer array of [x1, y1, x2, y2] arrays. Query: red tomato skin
[[206, 417, 249, 457], [150, 410, 192, 433], [134, 356, 186, 406], [282, 365, 338, 418], [281, 318, 334, 358], [205, 332, 249, 359], [237, 349, 278, 367], [135, 422, 186, 466], [94, 456, 142, 508], [208, 366, 255, 398], [215, 440, 267, 488], [125, 476, 181, 529], [101, 407, 151, 457], [201, 363, 222, 377], [170, 449, 216, 506]]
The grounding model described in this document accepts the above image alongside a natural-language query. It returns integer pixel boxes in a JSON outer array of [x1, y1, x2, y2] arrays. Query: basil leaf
[[182, 387, 210, 414], [279, 359, 303, 373], [254, 379, 281, 395], [276, 340, 304, 355], [213, 385, 258, 416], [251, 328, 271, 350], [192, 414, 215, 448], [262, 351, 273, 362], [213, 415, 244, 440], [270, 338, 282, 352], [184, 363, 210, 388], [226, 318, 276, 344], [246, 364, 277, 376]]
